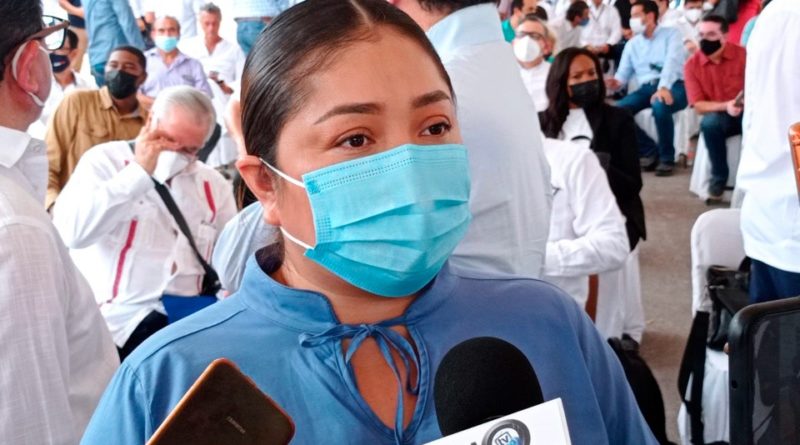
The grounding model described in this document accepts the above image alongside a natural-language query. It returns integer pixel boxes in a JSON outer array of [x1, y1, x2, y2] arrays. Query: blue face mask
[[155, 35, 179, 52], [579, 17, 590, 27], [262, 144, 472, 297]]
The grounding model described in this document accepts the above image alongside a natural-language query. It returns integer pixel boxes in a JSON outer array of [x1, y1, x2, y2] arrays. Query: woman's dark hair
[[241, 0, 454, 167], [540, 47, 606, 138]]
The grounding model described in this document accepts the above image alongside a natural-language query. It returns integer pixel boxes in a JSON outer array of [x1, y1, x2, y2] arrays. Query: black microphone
[[433, 337, 545, 436]]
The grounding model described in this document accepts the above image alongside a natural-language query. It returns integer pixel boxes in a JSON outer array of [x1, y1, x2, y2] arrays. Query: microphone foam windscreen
[[433, 337, 544, 436]]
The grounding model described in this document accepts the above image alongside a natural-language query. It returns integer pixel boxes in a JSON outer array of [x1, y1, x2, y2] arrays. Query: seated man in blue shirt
[[137, 16, 213, 111], [606, 0, 687, 176]]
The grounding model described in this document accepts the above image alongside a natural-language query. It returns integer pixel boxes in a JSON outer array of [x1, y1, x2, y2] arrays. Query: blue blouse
[[80, 255, 657, 445]]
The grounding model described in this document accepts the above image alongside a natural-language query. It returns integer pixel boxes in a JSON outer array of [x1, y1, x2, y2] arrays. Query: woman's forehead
[[297, 29, 451, 112]]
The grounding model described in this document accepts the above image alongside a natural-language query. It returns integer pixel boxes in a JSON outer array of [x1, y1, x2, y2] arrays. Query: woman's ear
[[237, 155, 281, 227]]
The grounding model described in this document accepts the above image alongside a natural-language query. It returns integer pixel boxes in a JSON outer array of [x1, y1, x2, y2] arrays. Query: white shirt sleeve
[[605, 6, 622, 46], [544, 149, 630, 278], [53, 146, 155, 249], [0, 222, 77, 445]]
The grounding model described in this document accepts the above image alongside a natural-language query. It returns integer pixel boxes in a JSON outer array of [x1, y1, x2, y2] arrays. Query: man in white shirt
[[672, 0, 703, 54], [736, 0, 800, 303], [0, 4, 118, 443], [513, 14, 553, 111], [179, 3, 245, 96], [552, 1, 591, 53], [53, 86, 237, 358], [655, 0, 682, 25], [30, 28, 96, 139], [387, 0, 553, 280], [179, 3, 245, 168], [581, 0, 623, 61]]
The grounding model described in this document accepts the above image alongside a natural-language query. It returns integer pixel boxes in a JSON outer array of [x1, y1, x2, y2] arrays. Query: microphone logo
[[481, 419, 531, 445]]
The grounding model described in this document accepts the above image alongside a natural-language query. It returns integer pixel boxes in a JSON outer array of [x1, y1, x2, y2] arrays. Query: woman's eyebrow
[[412, 90, 452, 109], [314, 103, 382, 125]]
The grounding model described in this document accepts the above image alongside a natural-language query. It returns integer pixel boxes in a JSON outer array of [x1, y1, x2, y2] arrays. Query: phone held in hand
[[147, 358, 295, 445]]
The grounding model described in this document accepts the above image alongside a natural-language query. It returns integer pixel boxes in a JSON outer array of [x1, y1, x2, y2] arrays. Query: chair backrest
[[690, 208, 745, 314], [729, 296, 800, 445]]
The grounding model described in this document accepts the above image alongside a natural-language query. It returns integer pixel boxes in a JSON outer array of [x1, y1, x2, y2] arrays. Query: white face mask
[[684, 8, 703, 23], [629, 17, 647, 35], [11, 42, 50, 108], [513, 35, 542, 63], [702, 1, 714, 11], [152, 150, 193, 183]]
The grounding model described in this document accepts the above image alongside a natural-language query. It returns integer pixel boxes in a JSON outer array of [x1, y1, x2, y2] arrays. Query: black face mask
[[104, 70, 139, 99], [569, 79, 601, 108], [49, 53, 70, 74], [699, 39, 723, 56]]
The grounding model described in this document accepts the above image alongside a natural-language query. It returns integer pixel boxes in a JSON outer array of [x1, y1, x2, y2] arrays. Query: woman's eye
[[337, 133, 371, 148], [423, 122, 451, 137]]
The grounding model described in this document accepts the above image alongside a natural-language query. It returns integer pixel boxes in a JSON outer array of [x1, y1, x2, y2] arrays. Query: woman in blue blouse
[[80, 1, 657, 444]]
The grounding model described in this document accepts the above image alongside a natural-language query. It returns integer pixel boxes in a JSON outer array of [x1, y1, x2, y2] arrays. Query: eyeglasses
[[516, 31, 546, 41], [31, 15, 70, 51]]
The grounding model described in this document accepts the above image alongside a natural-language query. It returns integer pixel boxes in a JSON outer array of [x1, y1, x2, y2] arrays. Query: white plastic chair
[[689, 134, 742, 201], [634, 107, 700, 162], [677, 208, 745, 445]]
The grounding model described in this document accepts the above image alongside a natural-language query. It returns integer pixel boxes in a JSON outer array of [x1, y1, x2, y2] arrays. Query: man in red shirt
[[684, 14, 746, 202]]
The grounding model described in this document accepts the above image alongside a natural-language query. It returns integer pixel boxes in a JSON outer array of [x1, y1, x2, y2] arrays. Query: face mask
[[703, 1, 714, 11], [155, 35, 179, 52], [105, 69, 140, 99], [570, 79, 601, 108], [11, 42, 50, 107], [629, 17, 646, 35], [513, 36, 542, 63], [684, 8, 703, 23], [152, 150, 192, 183], [49, 53, 70, 74], [699, 38, 722, 56], [579, 17, 590, 27], [262, 144, 472, 297]]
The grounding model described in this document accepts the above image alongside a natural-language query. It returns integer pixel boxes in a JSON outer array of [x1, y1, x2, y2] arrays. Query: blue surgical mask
[[579, 17, 590, 26], [262, 144, 472, 297], [155, 35, 179, 52]]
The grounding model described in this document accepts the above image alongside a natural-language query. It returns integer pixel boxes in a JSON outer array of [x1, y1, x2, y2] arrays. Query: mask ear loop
[[260, 158, 306, 188], [258, 158, 314, 250], [11, 41, 46, 108]]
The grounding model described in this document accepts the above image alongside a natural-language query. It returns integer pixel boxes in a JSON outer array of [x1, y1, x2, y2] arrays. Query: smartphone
[[734, 91, 745, 108], [728, 297, 800, 445], [147, 358, 295, 445], [790, 122, 800, 205]]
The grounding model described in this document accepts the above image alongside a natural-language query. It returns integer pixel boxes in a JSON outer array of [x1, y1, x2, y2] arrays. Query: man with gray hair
[[180, 3, 246, 97], [53, 85, 237, 359]]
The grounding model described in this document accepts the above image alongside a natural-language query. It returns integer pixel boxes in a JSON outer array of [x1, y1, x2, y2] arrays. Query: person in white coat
[[53, 86, 237, 359], [514, 14, 554, 111], [0, 5, 118, 444], [541, 138, 630, 338]]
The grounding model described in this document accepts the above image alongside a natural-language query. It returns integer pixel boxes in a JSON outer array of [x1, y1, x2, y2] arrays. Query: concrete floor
[[638, 163, 711, 443]]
